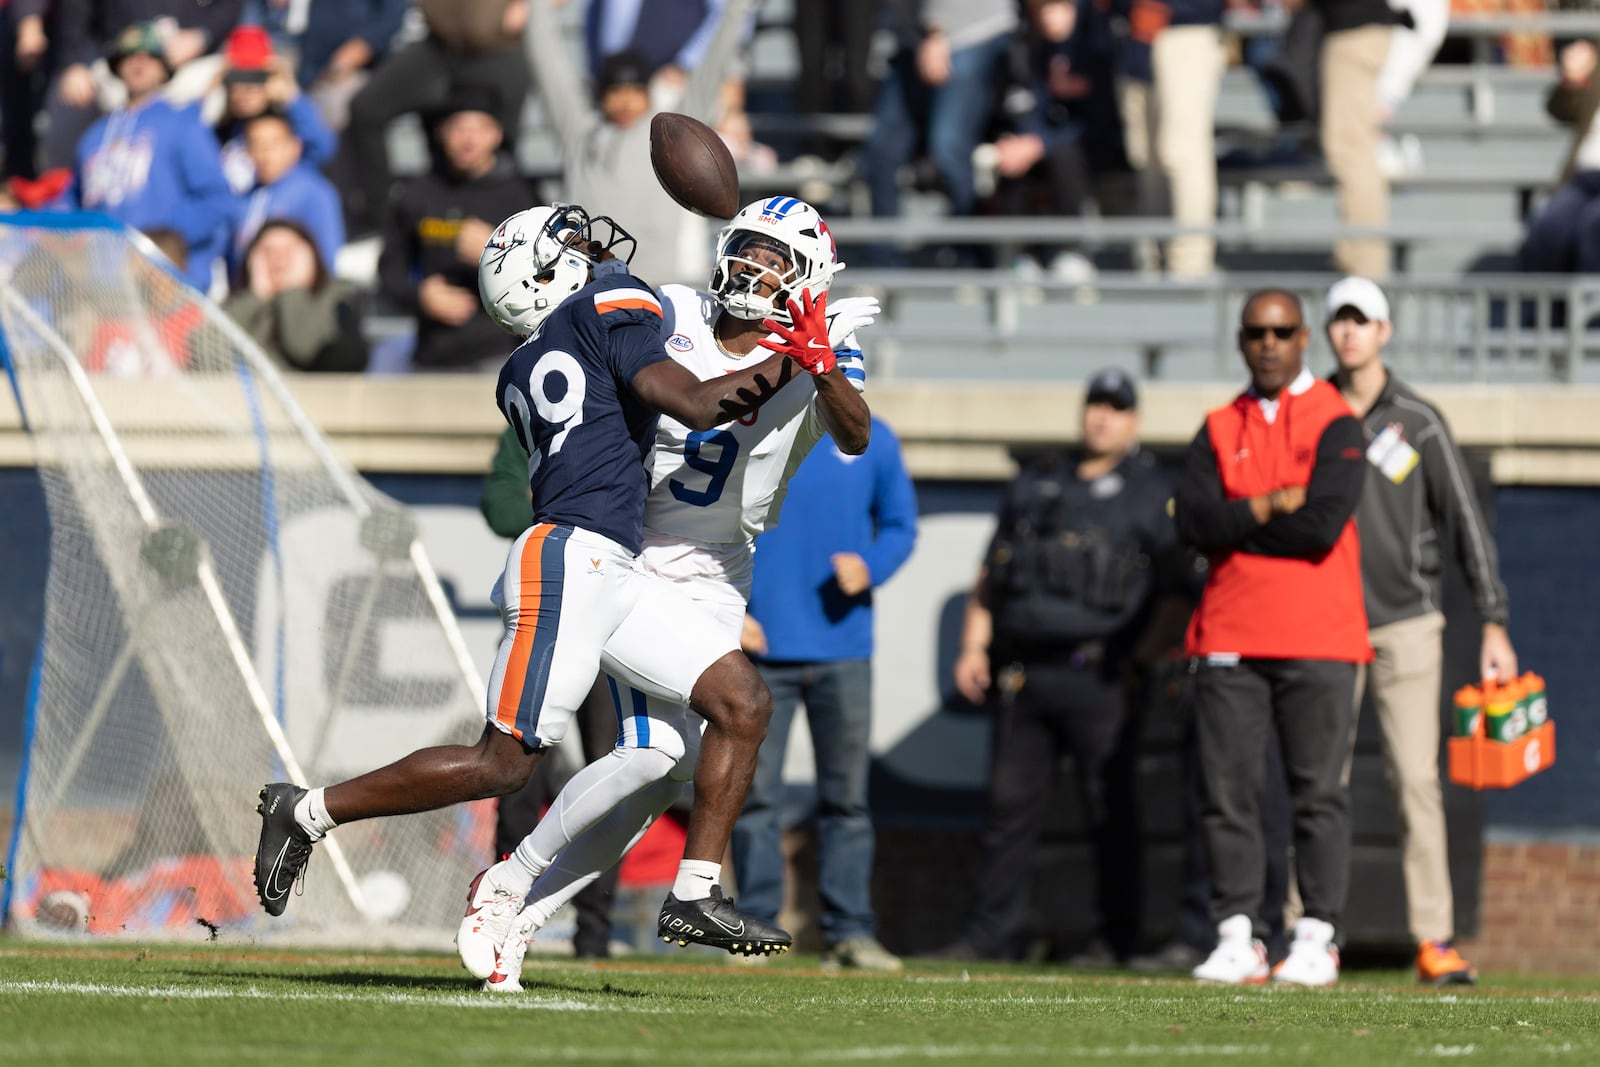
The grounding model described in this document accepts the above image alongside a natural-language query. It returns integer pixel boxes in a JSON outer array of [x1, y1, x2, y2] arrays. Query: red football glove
[[759, 289, 835, 376]]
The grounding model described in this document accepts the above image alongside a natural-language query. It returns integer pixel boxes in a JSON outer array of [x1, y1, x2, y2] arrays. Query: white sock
[[672, 859, 722, 901], [508, 838, 552, 892], [294, 787, 336, 840]]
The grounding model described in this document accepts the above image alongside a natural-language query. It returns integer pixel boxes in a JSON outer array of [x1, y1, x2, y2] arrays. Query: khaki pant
[[1321, 24, 1394, 279], [1152, 26, 1227, 278], [1361, 611, 1453, 944]]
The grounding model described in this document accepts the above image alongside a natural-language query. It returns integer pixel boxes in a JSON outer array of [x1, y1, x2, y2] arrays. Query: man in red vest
[[1174, 288, 1372, 987]]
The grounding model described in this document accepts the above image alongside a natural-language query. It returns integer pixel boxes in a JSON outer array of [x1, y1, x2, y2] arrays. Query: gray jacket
[[1343, 371, 1509, 630], [524, 0, 750, 286]]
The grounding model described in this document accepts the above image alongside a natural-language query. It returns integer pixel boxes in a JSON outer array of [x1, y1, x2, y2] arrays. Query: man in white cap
[[1325, 275, 1518, 986]]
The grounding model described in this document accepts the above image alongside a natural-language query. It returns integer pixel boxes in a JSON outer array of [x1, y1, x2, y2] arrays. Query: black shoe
[[657, 886, 791, 956], [253, 783, 317, 917], [1126, 940, 1208, 974], [1060, 937, 1123, 969], [920, 939, 986, 962]]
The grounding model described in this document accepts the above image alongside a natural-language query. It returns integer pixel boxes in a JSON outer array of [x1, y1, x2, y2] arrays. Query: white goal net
[[0, 215, 492, 945]]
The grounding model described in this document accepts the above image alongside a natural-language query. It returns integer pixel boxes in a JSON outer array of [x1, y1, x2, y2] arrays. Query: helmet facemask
[[711, 232, 805, 323]]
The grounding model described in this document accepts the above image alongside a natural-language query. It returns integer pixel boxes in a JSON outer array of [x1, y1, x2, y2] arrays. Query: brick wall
[[1459, 840, 1600, 975]]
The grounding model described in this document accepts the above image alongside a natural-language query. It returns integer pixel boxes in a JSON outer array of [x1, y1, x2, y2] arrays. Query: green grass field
[[3, 942, 1597, 1066]]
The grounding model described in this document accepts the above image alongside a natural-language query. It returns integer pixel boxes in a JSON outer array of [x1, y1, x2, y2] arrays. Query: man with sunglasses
[[1325, 276, 1514, 985], [1174, 289, 1371, 986]]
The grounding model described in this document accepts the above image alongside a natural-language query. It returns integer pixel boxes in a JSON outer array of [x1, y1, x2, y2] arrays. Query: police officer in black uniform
[[935, 368, 1190, 963]]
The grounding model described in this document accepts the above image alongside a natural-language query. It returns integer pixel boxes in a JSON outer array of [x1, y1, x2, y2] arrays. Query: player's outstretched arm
[[812, 367, 870, 454], [631, 352, 800, 431], [762, 290, 871, 453]]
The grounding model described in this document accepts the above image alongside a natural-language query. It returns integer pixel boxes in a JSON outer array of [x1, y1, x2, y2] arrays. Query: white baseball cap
[[1324, 276, 1390, 323]]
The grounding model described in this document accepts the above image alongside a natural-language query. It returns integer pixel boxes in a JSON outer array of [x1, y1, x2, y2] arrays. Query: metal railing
[[827, 271, 1600, 384]]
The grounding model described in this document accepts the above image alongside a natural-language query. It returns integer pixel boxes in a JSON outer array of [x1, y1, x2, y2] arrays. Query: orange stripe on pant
[[495, 523, 554, 739]]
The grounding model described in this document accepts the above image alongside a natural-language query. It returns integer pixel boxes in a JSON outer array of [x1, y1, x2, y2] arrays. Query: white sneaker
[[1048, 251, 1098, 287], [1192, 914, 1269, 984], [1272, 917, 1340, 987], [482, 909, 537, 993], [456, 862, 526, 979]]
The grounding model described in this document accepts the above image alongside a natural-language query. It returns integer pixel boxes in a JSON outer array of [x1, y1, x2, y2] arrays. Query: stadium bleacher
[[341, 4, 1600, 387]]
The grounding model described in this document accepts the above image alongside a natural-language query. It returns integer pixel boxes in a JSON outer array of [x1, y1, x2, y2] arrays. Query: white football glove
[[825, 296, 881, 348]]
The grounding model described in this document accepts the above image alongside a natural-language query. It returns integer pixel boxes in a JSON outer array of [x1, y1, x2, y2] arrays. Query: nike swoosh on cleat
[[707, 913, 745, 937], [261, 841, 294, 901]]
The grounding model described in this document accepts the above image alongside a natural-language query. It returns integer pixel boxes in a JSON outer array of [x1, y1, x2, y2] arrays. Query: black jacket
[[377, 153, 536, 370], [981, 449, 1183, 661]]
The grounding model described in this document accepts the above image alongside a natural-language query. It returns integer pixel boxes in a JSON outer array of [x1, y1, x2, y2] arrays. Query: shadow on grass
[[175, 967, 672, 1001]]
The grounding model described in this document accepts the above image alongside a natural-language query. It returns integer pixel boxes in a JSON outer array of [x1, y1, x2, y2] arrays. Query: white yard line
[[0, 979, 604, 1011]]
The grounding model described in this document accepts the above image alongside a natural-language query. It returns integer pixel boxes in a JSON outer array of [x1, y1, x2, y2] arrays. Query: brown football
[[649, 112, 740, 220]]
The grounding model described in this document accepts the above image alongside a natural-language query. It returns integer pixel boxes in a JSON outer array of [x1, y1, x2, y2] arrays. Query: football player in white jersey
[[458, 196, 877, 989]]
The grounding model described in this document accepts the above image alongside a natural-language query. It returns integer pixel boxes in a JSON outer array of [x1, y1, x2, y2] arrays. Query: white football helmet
[[709, 196, 841, 324], [478, 204, 637, 336]]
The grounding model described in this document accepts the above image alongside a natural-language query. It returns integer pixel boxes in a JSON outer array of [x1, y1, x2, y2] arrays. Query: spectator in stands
[[862, 1, 1018, 266], [1124, 0, 1226, 278], [981, 0, 1129, 284], [1519, 39, 1600, 274], [42, 0, 245, 171], [524, 0, 752, 286], [222, 218, 368, 372], [481, 424, 623, 959], [293, 0, 409, 130], [789, 0, 877, 161], [582, 0, 746, 94], [66, 21, 234, 293], [229, 111, 345, 279], [731, 416, 918, 973], [1319, 0, 1400, 279], [1175, 289, 1369, 987], [932, 369, 1188, 965], [344, 0, 530, 235], [3, 0, 51, 181], [1375, 0, 1446, 177], [212, 25, 336, 195], [1324, 275, 1515, 986], [376, 85, 533, 371]]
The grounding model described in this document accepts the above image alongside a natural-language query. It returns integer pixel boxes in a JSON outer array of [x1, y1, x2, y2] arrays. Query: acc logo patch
[[667, 333, 694, 351]]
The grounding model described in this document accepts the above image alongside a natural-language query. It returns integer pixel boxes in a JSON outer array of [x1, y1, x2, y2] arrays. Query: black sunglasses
[[1241, 324, 1301, 341]]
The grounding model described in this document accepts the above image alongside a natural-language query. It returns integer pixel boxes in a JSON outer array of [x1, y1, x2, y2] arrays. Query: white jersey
[[643, 284, 866, 546]]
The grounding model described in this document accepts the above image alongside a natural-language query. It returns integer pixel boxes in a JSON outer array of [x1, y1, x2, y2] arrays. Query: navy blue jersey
[[495, 275, 671, 552]]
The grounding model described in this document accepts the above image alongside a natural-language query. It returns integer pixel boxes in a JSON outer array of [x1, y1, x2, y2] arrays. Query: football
[[649, 112, 740, 219]]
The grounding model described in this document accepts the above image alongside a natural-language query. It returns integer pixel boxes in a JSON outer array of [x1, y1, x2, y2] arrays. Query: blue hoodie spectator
[[747, 418, 919, 662], [231, 163, 345, 281], [229, 111, 344, 280], [68, 97, 235, 291], [219, 94, 338, 194]]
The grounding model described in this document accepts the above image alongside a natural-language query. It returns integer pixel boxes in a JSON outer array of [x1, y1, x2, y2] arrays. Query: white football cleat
[[456, 862, 525, 979], [482, 909, 537, 993], [1192, 914, 1269, 985], [1272, 917, 1341, 987]]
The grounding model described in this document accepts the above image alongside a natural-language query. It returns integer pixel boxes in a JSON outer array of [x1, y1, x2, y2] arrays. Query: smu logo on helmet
[[667, 333, 694, 351]]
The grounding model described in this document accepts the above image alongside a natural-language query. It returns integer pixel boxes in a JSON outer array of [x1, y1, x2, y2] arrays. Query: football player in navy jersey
[[457, 197, 884, 989], [254, 203, 832, 957]]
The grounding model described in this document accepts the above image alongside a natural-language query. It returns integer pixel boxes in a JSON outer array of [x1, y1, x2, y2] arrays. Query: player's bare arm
[[811, 363, 870, 454], [630, 351, 800, 431]]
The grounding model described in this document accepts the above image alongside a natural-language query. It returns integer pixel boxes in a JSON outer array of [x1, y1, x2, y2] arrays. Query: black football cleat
[[658, 886, 792, 956], [253, 783, 317, 916]]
